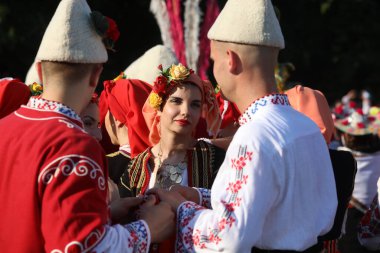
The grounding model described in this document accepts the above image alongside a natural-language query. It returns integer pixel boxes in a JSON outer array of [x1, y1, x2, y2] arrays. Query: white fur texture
[[150, 0, 174, 49], [25, 62, 41, 84], [36, 0, 107, 63], [208, 0, 285, 49], [184, 0, 201, 72], [124, 45, 178, 85]]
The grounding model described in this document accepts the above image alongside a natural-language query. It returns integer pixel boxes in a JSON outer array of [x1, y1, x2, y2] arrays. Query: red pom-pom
[[106, 17, 120, 42]]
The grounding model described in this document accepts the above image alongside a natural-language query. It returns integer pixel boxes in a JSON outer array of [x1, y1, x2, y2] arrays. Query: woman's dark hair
[[159, 82, 202, 111], [338, 129, 380, 153]]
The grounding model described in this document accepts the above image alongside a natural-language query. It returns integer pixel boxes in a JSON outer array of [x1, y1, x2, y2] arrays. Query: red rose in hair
[[106, 17, 120, 42], [153, 76, 168, 94], [341, 119, 350, 126], [357, 122, 366, 129]]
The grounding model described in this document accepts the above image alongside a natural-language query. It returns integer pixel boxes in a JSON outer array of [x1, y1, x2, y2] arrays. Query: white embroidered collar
[[238, 94, 290, 126], [27, 97, 82, 122]]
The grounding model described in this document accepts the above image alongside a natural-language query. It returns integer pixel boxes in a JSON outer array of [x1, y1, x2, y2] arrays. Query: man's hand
[[110, 197, 143, 224], [138, 195, 176, 243]]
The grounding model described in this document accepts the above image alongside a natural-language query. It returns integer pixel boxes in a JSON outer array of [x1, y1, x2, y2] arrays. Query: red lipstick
[[176, 119, 190, 126]]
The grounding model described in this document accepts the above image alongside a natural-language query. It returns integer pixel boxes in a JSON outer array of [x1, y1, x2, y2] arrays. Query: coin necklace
[[155, 142, 187, 189]]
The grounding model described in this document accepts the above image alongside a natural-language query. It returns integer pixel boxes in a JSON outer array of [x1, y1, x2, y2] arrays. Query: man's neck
[[42, 82, 88, 115], [234, 78, 278, 113]]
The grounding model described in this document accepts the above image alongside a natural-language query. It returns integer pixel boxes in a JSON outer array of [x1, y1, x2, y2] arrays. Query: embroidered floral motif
[[198, 188, 211, 208], [126, 220, 150, 253], [50, 227, 105, 253], [38, 155, 106, 191], [177, 202, 206, 252], [239, 94, 290, 126], [177, 146, 252, 251], [28, 97, 82, 122]]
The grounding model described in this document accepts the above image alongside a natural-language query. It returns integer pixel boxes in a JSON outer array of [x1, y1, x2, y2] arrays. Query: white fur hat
[[25, 62, 41, 85], [36, 0, 107, 63], [208, 0, 285, 49], [124, 45, 178, 85]]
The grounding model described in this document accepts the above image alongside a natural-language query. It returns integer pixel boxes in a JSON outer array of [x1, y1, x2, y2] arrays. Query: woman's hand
[[110, 197, 144, 224], [138, 195, 176, 243]]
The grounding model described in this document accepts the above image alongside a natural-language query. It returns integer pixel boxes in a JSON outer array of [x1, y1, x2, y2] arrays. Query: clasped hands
[[110, 185, 199, 243]]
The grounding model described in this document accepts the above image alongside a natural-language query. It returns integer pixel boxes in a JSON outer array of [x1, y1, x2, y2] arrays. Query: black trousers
[[252, 242, 323, 253]]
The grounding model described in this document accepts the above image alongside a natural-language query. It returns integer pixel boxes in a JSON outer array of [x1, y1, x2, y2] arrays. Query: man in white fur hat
[[150, 0, 338, 252], [0, 0, 174, 252]]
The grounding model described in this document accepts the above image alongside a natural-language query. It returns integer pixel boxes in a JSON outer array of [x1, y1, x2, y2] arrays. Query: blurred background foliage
[[0, 0, 379, 105]]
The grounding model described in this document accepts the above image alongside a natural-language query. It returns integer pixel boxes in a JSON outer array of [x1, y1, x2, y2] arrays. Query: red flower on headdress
[[153, 76, 168, 94], [368, 116, 376, 122], [341, 119, 350, 126], [357, 122, 366, 129], [349, 101, 357, 109], [106, 17, 120, 43], [335, 105, 344, 115], [356, 108, 364, 115]]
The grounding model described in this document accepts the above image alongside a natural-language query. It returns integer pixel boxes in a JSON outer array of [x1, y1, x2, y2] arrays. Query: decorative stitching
[[38, 155, 106, 191], [238, 94, 290, 126], [50, 227, 105, 253], [177, 145, 252, 251]]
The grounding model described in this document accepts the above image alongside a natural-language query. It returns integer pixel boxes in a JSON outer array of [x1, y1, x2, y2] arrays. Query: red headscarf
[[143, 70, 221, 145], [0, 78, 30, 119], [216, 91, 241, 129], [99, 79, 152, 157]]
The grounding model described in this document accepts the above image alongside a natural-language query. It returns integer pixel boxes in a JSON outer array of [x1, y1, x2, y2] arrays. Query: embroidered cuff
[[125, 220, 151, 253], [193, 187, 211, 208], [177, 201, 206, 252]]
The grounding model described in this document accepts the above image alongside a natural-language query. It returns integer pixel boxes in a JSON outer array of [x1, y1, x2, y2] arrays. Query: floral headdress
[[148, 63, 194, 110], [143, 63, 222, 145], [335, 108, 380, 136], [91, 11, 120, 51], [28, 82, 43, 96]]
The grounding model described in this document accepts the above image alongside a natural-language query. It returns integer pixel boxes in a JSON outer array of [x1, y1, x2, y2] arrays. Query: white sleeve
[[175, 143, 280, 253], [93, 220, 151, 253], [193, 187, 211, 208]]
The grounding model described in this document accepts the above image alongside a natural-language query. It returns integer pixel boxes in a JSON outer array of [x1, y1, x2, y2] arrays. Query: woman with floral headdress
[[334, 109, 380, 252], [118, 63, 225, 252]]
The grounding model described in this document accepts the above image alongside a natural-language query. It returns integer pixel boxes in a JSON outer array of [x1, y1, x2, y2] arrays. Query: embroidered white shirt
[[176, 94, 337, 252]]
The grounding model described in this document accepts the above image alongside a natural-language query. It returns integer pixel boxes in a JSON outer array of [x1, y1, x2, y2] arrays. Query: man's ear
[[89, 64, 103, 88], [36, 62, 43, 84], [226, 49, 242, 75]]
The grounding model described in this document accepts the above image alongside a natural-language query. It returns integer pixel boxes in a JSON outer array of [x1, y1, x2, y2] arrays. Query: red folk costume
[[0, 98, 150, 252], [0, 98, 107, 252], [0, 0, 151, 252], [0, 78, 31, 119]]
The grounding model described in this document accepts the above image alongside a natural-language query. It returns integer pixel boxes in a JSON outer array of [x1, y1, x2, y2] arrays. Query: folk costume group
[[2, 0, 379, 252]]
